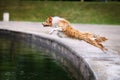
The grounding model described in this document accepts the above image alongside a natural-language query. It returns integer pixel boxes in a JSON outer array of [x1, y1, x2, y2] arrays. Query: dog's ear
[[48, 16, 52, 23]]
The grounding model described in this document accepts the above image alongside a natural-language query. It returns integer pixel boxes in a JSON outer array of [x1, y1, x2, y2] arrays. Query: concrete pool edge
[[0, 21, 120, 80], [0, 29, 96, 80]]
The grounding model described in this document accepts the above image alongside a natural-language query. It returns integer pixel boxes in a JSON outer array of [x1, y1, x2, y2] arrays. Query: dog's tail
[[94, 36, 108, 43]]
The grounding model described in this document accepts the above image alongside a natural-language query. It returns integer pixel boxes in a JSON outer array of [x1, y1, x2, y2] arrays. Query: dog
[[42, 16, 108, 51]]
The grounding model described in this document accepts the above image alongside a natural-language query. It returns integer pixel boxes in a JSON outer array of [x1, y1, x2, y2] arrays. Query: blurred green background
[[0, 0, 120, 24]]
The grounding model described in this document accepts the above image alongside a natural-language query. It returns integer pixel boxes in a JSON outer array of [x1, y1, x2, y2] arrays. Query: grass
[[0, 1, 120, 25]]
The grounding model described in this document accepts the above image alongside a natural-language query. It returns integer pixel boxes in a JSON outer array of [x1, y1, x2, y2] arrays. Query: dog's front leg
[[49, 29, 55, 34], [49, 27, 62, 34]]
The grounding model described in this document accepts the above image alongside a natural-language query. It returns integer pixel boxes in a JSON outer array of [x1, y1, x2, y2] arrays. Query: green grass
[[0, 1, 120, 24]]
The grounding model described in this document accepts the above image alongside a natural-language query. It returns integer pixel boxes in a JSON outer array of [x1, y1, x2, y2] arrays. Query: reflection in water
[[0, 35, 73, 80]]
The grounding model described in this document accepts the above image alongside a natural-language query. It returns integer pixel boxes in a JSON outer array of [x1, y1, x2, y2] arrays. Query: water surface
[[0, 35, 73, 80]]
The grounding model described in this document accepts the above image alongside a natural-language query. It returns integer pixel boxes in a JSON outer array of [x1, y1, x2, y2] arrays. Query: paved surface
[[0, 21, 120, 80]]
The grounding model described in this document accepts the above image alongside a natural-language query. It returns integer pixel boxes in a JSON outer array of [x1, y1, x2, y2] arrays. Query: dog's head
[[42, 17, 52, 27], [42, 16, 70, 29]]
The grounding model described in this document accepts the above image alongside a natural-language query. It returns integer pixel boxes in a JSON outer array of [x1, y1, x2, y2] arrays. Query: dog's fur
[[42, 16, 108, 51]]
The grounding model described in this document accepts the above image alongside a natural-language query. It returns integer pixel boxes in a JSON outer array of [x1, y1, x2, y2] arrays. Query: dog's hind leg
[[84, 38, 107, 51]]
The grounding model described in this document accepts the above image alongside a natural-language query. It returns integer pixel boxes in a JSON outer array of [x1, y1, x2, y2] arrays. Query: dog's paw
[[49, 31, 53, 35], [102, 48, 108, 53], [49, 32, 52, 35]]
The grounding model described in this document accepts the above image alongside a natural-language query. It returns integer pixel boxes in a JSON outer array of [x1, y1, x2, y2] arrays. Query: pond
[[0, 34, 73, 80]]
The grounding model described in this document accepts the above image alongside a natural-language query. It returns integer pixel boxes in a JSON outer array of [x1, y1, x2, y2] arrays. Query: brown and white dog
[[42, 16, 108, 51]]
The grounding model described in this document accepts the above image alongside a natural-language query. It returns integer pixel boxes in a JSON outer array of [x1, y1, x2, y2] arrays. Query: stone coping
[[0, 21, 120, 80]]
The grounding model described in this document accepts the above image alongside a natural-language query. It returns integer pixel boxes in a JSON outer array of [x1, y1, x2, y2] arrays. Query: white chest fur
[[52, 16, 64, 27]]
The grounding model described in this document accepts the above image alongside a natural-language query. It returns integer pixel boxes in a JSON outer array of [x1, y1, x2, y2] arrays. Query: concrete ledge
[[0, 21, 120, 80], [0, 29, 96, 80]]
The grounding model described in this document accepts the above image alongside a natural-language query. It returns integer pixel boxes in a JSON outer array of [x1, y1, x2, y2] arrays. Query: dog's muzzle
[[42, 22, 52, 27]]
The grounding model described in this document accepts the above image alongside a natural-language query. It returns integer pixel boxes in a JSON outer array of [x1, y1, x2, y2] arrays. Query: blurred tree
[[18, 0, 120, 1], [81, 0, 84, 2]]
